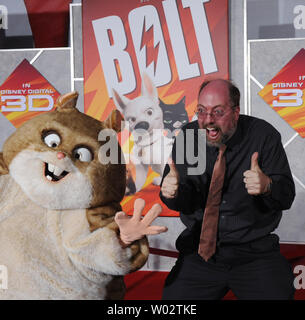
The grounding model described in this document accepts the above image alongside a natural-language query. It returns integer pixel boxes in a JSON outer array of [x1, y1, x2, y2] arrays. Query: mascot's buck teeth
[[45, 162, 69, 181]]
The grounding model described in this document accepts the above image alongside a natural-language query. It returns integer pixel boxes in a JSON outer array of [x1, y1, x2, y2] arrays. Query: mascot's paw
[[106, 220, 149, 272], [129, 237, 149, 271]]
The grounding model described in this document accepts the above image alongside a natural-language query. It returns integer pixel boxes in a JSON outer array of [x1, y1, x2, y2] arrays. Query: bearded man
[[160, 79, 296, 300]]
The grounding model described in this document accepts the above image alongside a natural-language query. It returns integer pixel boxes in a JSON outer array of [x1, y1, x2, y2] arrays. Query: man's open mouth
[[44, 162, 69, 182], [206, 127, 221, 140]]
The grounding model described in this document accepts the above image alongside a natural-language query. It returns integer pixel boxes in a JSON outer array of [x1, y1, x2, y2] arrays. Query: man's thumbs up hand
[[250, 152, 261, 172], [243, 152, 272, 195], [168, 158, 179, 177], [161, 158, 180, 199]]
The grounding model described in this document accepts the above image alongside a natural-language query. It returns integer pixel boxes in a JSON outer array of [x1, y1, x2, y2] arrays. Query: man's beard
[[206, 119, 238, 148]]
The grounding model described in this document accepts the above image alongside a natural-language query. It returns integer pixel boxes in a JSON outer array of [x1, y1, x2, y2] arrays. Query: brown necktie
[[198, 144, 227, 261]]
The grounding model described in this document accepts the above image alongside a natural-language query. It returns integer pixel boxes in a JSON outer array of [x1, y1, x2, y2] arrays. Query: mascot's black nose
[[134, 121, 149, 131]]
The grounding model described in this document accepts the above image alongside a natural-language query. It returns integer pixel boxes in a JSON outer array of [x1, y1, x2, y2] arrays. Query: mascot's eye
[[43, 133, 61, 148], [146, 108, 153, 116], [73, 147, 93, 162]]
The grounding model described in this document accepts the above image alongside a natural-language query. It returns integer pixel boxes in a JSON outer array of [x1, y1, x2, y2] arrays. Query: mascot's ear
[[0, 153, 8, 175], [104, 109, 124, 133], [56, 91, 79, 112]]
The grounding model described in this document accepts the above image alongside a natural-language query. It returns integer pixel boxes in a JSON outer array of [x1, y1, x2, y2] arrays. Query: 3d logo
[[0, 59, 61, 128], [259, 48, 305, 138]]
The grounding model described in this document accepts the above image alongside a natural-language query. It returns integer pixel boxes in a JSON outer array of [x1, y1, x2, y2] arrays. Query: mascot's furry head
[[1, 92, 125, 210]]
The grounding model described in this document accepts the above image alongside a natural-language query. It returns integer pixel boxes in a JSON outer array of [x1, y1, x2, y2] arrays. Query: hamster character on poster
[[82, 0, 229, 216]]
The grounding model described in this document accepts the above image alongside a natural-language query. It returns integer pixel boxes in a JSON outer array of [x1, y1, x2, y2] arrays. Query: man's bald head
[[198, 79, 240, 110]]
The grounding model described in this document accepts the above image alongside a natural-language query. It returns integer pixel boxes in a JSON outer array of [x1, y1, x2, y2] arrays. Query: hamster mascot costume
[[0, 92, 167, 300]]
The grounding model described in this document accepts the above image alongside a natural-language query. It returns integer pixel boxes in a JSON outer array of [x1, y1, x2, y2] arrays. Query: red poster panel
[[82, 0, 229, 216]]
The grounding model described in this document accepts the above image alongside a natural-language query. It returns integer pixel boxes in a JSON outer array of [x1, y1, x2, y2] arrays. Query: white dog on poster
[[112, 73, 173, 193]]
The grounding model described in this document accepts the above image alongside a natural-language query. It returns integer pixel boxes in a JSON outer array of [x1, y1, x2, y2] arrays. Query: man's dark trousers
[[162, 235, 295, 300]]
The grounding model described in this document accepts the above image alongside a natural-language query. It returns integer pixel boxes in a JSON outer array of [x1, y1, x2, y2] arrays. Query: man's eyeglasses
[[195, 106, 235, 119]]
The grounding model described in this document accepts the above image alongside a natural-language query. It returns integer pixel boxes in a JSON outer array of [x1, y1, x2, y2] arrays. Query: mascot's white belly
[[0, 175, 130, 300]]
